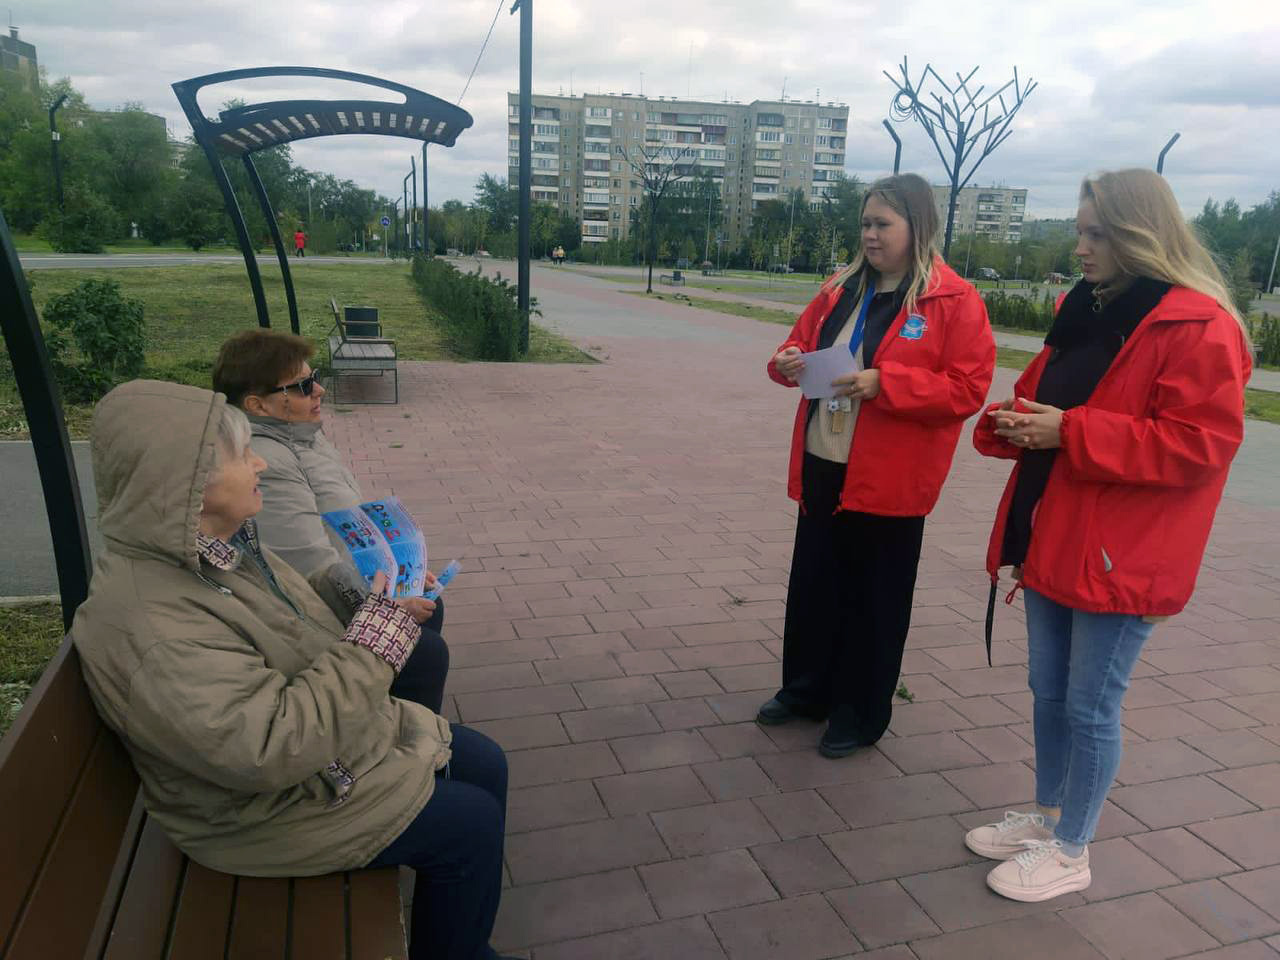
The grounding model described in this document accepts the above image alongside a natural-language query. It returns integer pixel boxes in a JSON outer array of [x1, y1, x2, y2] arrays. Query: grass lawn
[[622, 289, 798, 326], [3, 261, 593, 439], [0, 602, 62, 740]]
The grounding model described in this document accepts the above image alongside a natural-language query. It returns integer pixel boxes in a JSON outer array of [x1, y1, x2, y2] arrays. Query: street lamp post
[[49, 94, 69, 211], [1268, 229, 1279, 297], [785, 187, 797, 274]]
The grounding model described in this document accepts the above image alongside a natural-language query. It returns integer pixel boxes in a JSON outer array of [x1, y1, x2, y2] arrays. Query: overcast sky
[[21, 0, 1280, 220]]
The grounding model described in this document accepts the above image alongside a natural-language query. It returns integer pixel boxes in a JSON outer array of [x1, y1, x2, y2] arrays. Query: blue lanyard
[[848, 288, 873, 359]]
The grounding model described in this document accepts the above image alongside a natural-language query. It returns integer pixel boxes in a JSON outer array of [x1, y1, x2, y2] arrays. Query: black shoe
[[818, 725, 868, 758], [755, 697, 795, 725]]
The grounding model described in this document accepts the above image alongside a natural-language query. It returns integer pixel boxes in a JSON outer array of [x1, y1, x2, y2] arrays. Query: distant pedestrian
[[758, 173, 995, 757], [293, 229, 306, 258], [968, 169, 1251, 903], [552, 245, 565, 265]]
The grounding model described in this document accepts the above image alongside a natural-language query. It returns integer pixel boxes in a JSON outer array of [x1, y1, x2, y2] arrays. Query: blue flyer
[[322, 496, 428, 597]]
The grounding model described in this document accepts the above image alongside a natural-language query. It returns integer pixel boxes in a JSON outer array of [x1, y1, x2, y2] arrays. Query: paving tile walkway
[[326, 263, 1280, 960]]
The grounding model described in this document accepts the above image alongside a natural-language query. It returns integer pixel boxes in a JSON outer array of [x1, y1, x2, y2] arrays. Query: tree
[[474, 173, 519, 234], [617, 142, 699, 292], [1229, 247, 1257, 318]]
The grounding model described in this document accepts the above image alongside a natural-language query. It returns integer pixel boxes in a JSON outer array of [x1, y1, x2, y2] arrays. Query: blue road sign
[[380, 215, 391, 227]]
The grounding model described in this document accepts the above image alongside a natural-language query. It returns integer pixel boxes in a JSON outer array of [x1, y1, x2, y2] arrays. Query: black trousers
[[369, 725, 508, 960], [391, 600, 449, 713], [777, 453, 925, 744]]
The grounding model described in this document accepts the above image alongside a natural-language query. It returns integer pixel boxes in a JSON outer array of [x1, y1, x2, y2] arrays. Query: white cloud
[[20, 0, 1280, 219]]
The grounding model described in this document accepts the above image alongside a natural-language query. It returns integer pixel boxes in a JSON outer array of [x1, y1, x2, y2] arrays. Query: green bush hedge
[[1249, 314, 1279, 366], [983, 288, 1056, 333], [411, 255, 530, 361], [42, 278, 146, 402]]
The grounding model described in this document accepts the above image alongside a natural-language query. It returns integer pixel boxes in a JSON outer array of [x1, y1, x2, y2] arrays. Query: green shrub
[[1248, 313, 1280, 366], [42, 278, 146, 402], [38, 185, 122, 254], [984, 288, 1056, 333], [411, 256, 535, 361]]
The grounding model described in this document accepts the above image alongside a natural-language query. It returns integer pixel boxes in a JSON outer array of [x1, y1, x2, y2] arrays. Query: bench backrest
[[0, 638, 142, 959]]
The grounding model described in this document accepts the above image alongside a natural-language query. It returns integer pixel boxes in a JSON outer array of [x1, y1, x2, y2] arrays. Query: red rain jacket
[[974, 287, 1251, 615], [768, 259, 995, 517]]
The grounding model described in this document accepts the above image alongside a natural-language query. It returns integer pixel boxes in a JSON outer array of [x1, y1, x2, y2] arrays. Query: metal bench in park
[[327, 297, 398, 404], [0, 639, 408, 959], [659, 269, 685, 286]]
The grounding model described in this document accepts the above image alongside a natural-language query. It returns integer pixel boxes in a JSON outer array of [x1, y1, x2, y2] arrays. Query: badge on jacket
[[900, 314, 928, 340]]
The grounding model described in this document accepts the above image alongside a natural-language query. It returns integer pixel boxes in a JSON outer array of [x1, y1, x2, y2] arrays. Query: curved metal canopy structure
[[172, 66, 473, 333]]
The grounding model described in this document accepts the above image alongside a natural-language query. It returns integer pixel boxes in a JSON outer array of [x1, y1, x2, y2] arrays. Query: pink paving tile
[[1110, 775, 1258, 830], [1130, 826, 1244, 881], [637, 850, 778, 920], [700, 722, 782, 760], [506, 780, 607, 834], [504, 814, 669, 884], [1160, 879, 1280, 943], [558, 704, 662, 742], [706, 893, 858, 960], [1062, 891, 1219, 960], [692, 757, 778, 802], [532, 916, 728, 960], [752, 789, 847, 840], [756, 744, 901, 790], [505, 741, 622, 788], [826, 878, 940, 946], [609, 729, 718, 772], [748, 835, 852, 896], [911, 913, 1107, 960], [595, 766, 714, 817], [574, 674, 668, 708], [469, 714, 569, 752], [900, 861, 1086, 933], [1078, 837, 1180, 901], [818, 772, 973, 830], [825, 815, 982, 883], [1223, 864, 1280, 920], [651, 799, 780, 856], [533, 653, 624, 684], [491, 868, 657, 952], [1189, 809, 1280, 869]]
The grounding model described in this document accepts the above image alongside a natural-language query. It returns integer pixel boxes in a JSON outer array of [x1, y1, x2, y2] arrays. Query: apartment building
[[1, 26, 38, 89], [507, 92, 849, 246], [931, 184, 1028, 243]]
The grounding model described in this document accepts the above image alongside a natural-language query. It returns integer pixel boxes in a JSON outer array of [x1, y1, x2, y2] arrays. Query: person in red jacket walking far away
[[293, 228, 306, 257], [757, 173, 995, 758], [967, 169, 1252, 903]]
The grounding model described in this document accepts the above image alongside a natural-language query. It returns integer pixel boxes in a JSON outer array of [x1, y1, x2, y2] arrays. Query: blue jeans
[[1024, 588, 1154, 847], [392, 600, 449, 714], [369, 725, 508, 960]]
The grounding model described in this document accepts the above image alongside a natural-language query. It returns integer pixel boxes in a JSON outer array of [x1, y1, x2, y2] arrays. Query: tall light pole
[[512, 0, 533, 352], [49, 94, 69, 211], [1267, 228, 1279, 296], [410, 155, 418, 252], [422, 143, 430, 256], [785, 187, 797, 273], [1157, 133, 1180, 175]]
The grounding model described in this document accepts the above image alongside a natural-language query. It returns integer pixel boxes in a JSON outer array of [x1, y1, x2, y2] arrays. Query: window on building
[[759, 131, 782, 143], [818, 117, 833, 129]]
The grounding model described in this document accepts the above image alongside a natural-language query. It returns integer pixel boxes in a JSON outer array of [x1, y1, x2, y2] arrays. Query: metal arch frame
[[172, 66, 473, 333], [0, 210, 91, 629]]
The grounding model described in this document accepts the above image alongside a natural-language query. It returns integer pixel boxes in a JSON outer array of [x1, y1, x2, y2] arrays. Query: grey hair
[[210, 402, 252, 472]]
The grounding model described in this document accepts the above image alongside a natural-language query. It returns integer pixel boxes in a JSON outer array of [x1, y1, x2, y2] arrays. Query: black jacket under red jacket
[[768, 258, 995, 516], [974, 286, 1251, 615]]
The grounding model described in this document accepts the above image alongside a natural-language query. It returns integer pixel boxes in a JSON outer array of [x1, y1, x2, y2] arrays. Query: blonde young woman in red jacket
[[967, 169, 1251, 903], [758, 173, 995, 757]]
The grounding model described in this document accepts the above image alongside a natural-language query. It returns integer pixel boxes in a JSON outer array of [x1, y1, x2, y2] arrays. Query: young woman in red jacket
[[967, 169, 1252, 902], [758, 173, 995, 757]]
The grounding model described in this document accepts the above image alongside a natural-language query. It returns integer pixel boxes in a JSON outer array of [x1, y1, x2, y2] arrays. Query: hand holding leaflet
[[423, 560, 460, 600], [795, 345, 859, 399]]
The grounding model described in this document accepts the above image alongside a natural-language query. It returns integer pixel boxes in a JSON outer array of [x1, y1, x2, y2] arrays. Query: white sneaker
[[964, 811, 1054, 860], [986, 839, 1091, 902]]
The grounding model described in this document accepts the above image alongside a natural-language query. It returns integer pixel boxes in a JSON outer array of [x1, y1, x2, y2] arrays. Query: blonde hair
[[825, 173, 940, 313], [1081, 170, 1249, 338]]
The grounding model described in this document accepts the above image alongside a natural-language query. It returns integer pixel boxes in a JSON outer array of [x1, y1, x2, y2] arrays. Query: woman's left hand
[[991, 399, 1064, 450], [830, 368, 881, 400]]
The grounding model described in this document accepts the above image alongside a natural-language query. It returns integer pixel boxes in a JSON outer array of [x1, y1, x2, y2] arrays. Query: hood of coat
[[92, 380, 225, 574], [248, 414, 324, 446]]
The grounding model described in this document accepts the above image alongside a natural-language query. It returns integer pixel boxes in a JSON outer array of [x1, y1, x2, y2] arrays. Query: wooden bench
[[327, 296, 398, 404], [658, 270, 685, 286], [0, 638, 408, 959]]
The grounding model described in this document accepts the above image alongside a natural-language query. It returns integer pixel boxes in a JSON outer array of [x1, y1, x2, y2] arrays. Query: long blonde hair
[[1082, 170, 1248, 337], [826, 173, 940, 313]]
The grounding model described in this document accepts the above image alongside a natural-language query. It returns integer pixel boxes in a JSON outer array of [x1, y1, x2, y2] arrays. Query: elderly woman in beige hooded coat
[[71, 381, 513, 960]]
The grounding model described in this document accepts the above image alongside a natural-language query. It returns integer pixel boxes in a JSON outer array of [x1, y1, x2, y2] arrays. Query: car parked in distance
[[976, 267, 1001, 281]]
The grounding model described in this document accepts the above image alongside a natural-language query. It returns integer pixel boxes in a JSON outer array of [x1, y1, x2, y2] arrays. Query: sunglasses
[[266, 373, 323, 397]]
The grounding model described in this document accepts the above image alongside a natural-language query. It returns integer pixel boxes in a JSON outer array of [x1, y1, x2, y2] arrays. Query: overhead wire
[[458, 0, 507, 105]]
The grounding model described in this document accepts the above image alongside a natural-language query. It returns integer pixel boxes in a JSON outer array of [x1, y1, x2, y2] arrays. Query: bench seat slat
[[4, 729, 139, 958], [226, 876, 289, 959], [101, 816, 185, 960], [289, 874, 346, 960], [0, 642, 106, 946], [347, 869, 408, 960], [167, 862, 235, 960]]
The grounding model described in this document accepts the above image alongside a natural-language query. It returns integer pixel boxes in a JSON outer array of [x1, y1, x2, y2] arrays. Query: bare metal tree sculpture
[[884, 57, 1037, 257], [617, 142, 699, 293]]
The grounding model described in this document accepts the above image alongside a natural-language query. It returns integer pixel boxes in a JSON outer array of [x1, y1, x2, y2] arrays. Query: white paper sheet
[[795, 345, 858, 399]]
